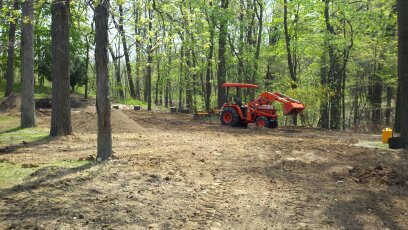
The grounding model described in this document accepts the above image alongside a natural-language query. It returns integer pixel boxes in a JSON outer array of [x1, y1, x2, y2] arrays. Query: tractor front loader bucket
[[282, 102, 305, 116]]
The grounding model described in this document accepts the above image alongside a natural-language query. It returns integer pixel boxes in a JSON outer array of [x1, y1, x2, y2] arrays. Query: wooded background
[[0, 0, 398, 131]]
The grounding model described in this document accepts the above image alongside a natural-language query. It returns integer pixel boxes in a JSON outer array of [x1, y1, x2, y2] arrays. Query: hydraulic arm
[[258, 92, 305, 115]]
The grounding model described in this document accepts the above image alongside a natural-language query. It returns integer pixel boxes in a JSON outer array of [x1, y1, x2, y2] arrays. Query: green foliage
[[0, 0, 398, 129], [0, 82, 52, 99]]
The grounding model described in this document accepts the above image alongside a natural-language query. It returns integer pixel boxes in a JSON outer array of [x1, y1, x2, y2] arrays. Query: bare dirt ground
[[0, 107, 407, 229]]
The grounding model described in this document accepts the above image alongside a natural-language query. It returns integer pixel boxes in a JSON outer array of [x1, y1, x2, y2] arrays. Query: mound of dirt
[[72, 106, 144, 133], [0, 93, 21, 113], [350, 164, 408, 186]]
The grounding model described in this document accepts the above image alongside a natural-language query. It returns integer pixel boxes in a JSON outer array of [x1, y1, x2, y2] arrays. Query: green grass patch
[[0, 127, 49, 146], [0, 114, 49, 146], [0, 160, 92, 189], [356, 141, 390, 150], [0, 161, 36, 188], [116, 98, 148, 108]]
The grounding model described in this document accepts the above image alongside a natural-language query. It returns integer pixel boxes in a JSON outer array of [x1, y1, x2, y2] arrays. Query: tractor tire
[[267, 120, 278, 129], [220, 107, 240, 126], [256, 116, 268, 128]]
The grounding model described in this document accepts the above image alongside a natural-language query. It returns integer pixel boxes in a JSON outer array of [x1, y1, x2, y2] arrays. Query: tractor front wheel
[[256, 116, 268, 128], [220, 107, 240, 126]]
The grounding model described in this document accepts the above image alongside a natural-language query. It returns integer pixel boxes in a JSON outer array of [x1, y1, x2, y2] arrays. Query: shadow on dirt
[[0, 161, 150, 229], [243, 151, 408, 229], [0, 162, 93, 198]]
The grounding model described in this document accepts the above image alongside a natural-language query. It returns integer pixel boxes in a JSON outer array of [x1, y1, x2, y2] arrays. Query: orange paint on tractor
[[220, 83, 305, 128]]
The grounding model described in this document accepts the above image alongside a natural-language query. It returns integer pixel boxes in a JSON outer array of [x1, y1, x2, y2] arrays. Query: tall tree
[[116, 2, 136, 99], [205, 2, 215, 111], [322, 0, 342, 129], [50, 0, 72, 136], [109, 46, 125, 99], [20, 0, 35, 128], [395, 0, 408, 148], [4, 0, 19, 97], [283, 0, 298, 125], [95, 0, 112, 160], [217, 0, 229, 108], [146, 0, 153, 111]]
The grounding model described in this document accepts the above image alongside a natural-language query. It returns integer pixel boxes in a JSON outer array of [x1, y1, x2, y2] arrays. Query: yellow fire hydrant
[[382, 128, 393, 144]]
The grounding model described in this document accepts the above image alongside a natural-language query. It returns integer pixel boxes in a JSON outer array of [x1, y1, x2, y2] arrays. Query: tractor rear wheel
[[256, 116, 268, 127], [267, 119, 278, 129], [220, 107, 240, 126]]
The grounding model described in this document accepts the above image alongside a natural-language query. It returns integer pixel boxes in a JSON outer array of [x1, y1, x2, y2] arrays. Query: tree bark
[[217, 0, 229, 109], [109, 46, 125, 99], [50, 0, 72, 136], [284, 0, 299, 125], [147, 3, 153, 111], [95, 0, 112, 160], [251, 0, 263, 99], [133, 0, 141, 100], [205, 8, 214, 111], [395, 0, 408, 147], [385, 86, 392, 126], [4, 0, 19, 97], [284, 0, 296, 85], [118, 4, 136, 99], [178, 35, 184, 111], [155, 60, 160, 105], [20, 0, 35, 128], [323, 0, 342, 129], [84, 34, 90, 99]]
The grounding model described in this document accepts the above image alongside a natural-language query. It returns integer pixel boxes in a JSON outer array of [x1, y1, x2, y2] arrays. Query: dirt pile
[[350, 164, 408, 186], [72, 106, 144, 133], [0, 93, 21, 113]]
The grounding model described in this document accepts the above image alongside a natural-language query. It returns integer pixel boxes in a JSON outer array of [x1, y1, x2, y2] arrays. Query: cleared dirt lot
[[1, 108, 407, 229]]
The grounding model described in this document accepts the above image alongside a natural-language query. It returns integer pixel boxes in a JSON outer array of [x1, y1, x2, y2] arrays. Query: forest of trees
[[0, 0, 406, 151]]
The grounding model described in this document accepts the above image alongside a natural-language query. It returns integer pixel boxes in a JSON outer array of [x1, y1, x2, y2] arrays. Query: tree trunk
[[385, 86, 392, 126], [109, 46, 125, 99], [217, 0, 229, 109], [251, 0, 263, 99], [323, 0, 342, 130], [4, 0, 19, 97], [50, 0, 72, 136], [205, 2, 215, 111], [178, 34, 184, 111], [95, 0, 112, 160], [147, 4, 153, 111], [284, 0, 296, 85], [320, 52, 330, 129], [20, 0, 35, 128], [284, 0, 298, 125], [118, 4, 136, 98], [395, 0, 408, 147], [84, 35, 90, 99], [155, 60, 160, 105], [133, 1, 141, 100]]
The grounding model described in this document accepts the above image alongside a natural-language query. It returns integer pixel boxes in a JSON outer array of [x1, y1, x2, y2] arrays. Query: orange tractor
[[220, 83, 305, 128]]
